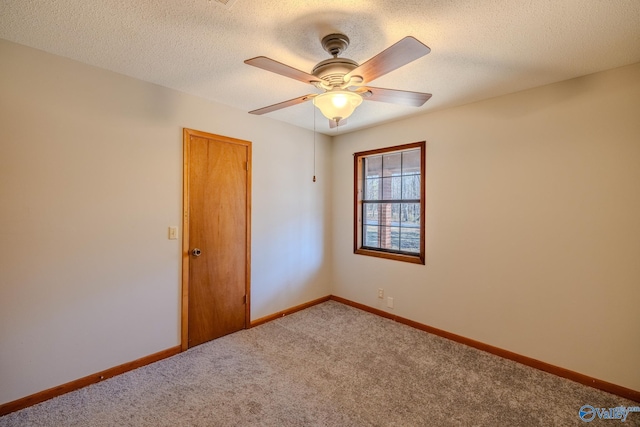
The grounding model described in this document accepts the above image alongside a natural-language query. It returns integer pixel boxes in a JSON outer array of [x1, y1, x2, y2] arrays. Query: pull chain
[[313, 103, 317, 183]]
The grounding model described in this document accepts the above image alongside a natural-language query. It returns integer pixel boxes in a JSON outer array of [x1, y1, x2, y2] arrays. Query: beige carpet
[[1, 301, 637, 426]]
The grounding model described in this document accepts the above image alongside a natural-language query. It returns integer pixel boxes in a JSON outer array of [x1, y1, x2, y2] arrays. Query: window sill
[[354, 248, 425, 265]]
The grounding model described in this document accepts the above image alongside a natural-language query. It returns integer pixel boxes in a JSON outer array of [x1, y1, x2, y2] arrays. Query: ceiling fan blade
[[329, 118, 348, 129], [358, 87, 432, 107], [245, 56, 320, 85], [346, 37, 431, 84], [248, 94, 317, 115]]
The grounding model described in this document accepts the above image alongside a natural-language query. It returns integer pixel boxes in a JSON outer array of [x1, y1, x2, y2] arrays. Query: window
[[354, 141, 425, 264]]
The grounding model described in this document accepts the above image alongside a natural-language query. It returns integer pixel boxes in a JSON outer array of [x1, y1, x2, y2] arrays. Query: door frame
[[181, 128, 252, 351]]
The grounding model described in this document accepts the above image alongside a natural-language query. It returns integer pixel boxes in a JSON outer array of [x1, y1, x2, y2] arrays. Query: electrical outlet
[[387, 297, 394, 309], [377, 288, 384, 299]]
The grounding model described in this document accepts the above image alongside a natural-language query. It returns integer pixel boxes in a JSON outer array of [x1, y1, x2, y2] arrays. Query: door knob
[[191, 248, 202, 257]]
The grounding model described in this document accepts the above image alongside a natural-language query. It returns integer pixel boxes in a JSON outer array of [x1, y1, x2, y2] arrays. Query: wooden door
[[182, 129, 251, 349]]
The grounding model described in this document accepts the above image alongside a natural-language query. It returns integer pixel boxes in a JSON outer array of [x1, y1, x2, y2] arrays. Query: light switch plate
[[168, 226, 178, 240]]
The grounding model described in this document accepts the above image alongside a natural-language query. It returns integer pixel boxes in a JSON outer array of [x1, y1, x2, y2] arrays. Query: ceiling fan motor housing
[[313, 33, 361, 89], [312, 57, 359, 88]]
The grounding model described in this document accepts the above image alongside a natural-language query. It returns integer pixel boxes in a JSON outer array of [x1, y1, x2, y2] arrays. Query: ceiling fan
[[244, 33, 432, 128]]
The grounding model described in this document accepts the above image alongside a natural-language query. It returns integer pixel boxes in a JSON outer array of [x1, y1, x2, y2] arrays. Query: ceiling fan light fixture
[[313, 91, 363, 121]]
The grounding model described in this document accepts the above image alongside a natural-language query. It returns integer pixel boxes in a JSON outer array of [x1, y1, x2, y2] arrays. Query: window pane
[[390, 203, 400, 223], [402, 149, 420, 175], [381, 226, 399, 250], [377, 203, 391, 227], [372, 225, 392, 250], [400, 236, 420, 253], [364, 177, 381, 200], [402, 175, 421, 200], [365, 155, 382, 178], [364, 225, 379, 248], [363, 203, 379, 224], [400, 203, 421, 227], [399, 202, 420, 253], [382, 176, 402, 200], [382, 152, 402, 177]]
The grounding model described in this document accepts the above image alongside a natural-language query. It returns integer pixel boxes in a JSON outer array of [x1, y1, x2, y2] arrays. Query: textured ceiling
[[1, 0, 639, 135]]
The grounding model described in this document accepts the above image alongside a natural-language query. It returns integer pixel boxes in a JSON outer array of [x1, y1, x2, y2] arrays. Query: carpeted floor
[[1, 301, 637, 426]]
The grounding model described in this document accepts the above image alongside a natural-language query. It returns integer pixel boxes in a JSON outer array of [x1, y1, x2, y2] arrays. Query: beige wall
[[331, 63, 640, 391], [0, 39, 332, 405]]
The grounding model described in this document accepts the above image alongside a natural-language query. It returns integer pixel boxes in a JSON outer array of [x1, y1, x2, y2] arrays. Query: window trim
[[353, 141, 426, 265]]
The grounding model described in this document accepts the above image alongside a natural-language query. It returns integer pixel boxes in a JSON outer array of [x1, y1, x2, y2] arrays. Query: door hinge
[[245, 161, 249, 171], [243, 295, 247, 305]]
